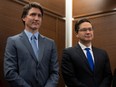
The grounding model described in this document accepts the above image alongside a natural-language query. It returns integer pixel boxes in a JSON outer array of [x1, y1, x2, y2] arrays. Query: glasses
[[79, 28, 93, 32]]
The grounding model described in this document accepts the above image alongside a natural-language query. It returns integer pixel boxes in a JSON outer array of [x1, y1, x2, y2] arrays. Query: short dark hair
[[21, 2, 44, 24], [75, 18, 91, 33]]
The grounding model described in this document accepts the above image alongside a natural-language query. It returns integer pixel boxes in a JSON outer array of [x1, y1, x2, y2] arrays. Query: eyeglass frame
[[78, 27, 93, 32]]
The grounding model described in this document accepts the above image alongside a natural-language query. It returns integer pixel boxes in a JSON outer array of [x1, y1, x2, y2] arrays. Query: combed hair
[[75, 18, 91, 33], [21, 2, 44, 24]]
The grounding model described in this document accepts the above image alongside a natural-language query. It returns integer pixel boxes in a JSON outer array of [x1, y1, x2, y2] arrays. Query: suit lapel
[[20, 32, 38, 63], [75, 44, 93, 73], [38, 35, 45, 63], [92, 47, 98, 73]]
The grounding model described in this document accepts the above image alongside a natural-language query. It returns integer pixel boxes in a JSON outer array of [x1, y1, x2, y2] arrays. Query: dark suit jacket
[[4, 32, 59, 87], [61, 44, 112, 87], [112, 68, 116, 87]]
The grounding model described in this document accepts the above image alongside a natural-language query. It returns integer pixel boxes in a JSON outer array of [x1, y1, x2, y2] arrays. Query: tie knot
[[85, 48, 90, 51], [31, 35, 36, 40]]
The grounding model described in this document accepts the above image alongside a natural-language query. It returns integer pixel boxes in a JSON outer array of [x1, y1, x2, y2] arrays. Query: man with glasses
[[61, 18, 112, 87]]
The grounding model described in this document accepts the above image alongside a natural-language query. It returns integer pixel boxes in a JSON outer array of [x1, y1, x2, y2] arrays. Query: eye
[[79, 28, 93, 32], [29, 13, 42, 18], [87, 28, 93, 31], [38, 14, 42, 17], [30, 13, 36, 16]]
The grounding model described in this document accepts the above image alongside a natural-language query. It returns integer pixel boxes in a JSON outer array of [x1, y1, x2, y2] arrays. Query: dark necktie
[[85, 48, 94, 71], [31, 35, 38, 59]]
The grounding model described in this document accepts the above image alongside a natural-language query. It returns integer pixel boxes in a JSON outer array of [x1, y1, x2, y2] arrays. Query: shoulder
[[64, 47, 74, 51], [92, 47, 108, 56], [39, 35, 57, 49], [93, 47, 107, 52], [64, 44, 81, 52], [40, 34, 54, 43], [7, 33, 21, 41], [5, 33, 22, 48], [63, 47, 77, 55]]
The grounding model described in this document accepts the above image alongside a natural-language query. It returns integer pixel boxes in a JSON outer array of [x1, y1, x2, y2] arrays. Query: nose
[[35, 15, 39, 20], [86, 29, 91, 33]]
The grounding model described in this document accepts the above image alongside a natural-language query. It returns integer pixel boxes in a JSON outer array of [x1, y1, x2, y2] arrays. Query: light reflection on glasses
[[79, 28, 93, 32]]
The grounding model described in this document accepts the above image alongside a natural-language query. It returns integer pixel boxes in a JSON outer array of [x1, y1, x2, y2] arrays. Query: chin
[[84, 38, 92, 41], [32, 25, 39, 28], [31, 27, 38, 30]]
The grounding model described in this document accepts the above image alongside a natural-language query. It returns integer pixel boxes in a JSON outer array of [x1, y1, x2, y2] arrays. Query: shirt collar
[[24, 29, 39, 40], [78, 41, 92, 50]]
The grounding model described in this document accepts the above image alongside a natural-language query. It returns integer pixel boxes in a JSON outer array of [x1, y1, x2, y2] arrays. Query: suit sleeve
[[4, 37, 31, 87], [61, 49, 87, 87], [99, 51, 112, 87], [44, 41, 59, 87]]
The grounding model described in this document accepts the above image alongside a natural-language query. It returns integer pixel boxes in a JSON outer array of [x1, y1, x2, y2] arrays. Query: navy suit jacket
[[4, 32, 59, 87], [62, 44, 112, 87]]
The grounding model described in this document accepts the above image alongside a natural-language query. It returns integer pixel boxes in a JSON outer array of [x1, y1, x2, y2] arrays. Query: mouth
[[85, 35, 91, 37], [33, 22, 39, 25], [32, 21, 39, 24]]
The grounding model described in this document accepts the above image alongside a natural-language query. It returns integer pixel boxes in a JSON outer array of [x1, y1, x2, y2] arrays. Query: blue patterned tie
[[31, 35, 38, 59], [85, 48, 94, 71]]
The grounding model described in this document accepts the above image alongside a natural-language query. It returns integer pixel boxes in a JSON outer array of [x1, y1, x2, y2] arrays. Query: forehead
[[28, 7, 42, 14], [80, 22, 92, 28]]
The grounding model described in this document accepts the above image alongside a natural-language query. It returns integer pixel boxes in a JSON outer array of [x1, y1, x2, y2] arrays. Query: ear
[[76, 34, 79, 38], [75, 32, 79, 38], [22, 17, 26, 22]]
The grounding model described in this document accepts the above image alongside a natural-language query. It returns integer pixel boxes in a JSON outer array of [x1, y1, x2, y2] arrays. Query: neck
[[25, 28, 38, 34], [80, 41, 91, 47]]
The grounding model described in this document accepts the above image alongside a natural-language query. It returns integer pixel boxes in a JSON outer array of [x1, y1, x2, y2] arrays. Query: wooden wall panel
[[40, 14, 57, 40], [32, 0, 65, 17], [56, 19, 65, 87], [73, 0, 116, 17], [0, 0, 65, 87]]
